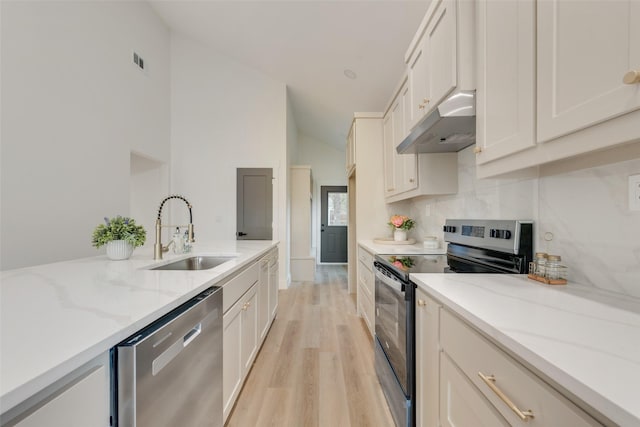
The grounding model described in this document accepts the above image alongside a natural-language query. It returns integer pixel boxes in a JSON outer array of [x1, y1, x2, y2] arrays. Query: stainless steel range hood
[[396, 90, 476, 154]]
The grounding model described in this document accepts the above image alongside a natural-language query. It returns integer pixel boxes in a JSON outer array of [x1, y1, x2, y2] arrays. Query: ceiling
[[149, 1, 430, 149]]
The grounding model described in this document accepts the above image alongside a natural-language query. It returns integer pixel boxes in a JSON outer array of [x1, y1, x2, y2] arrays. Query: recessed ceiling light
[[344, 69, 357, 80]]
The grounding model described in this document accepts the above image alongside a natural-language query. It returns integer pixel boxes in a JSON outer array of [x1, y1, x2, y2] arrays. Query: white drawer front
[[440, 310, 602, 426], [222, 261, 259, 313], [358, 247, 374, 271]]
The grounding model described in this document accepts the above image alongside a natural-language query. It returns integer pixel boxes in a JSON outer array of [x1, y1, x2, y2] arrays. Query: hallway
[[226, 265, 394, 427]]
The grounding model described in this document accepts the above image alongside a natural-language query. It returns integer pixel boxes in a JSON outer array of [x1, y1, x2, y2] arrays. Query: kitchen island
[[411, 273, 640, 426], [0, 240, 278, 422]]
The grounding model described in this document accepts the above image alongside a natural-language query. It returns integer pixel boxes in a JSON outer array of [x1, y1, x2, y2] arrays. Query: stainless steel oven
[[373, 219, 533, 427]]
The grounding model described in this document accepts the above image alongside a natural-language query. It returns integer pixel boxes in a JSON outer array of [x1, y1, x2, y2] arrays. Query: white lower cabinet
[[223, 247, 279, 422], [440, 309, 602, 427], [223, 281, 258, 421], [357, 245, 375, 337], [268, 250, 279, 319], [7, 354, 109, 427], [415, 290, 440, 427], [258, 257, 270, 341]]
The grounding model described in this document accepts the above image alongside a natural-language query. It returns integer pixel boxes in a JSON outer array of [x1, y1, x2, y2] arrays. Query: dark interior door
[[320, 186, 348, 262], [236, 168, 273, 240]]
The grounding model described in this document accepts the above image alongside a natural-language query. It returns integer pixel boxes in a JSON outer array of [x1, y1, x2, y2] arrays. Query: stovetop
[[375, 253, 448, 282]]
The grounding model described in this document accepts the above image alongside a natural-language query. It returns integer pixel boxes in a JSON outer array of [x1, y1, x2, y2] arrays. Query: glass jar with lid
[[534, 252, 548, 277], [546, 255, 566, 281]]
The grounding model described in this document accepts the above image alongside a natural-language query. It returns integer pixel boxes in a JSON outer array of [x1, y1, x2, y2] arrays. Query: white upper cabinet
[[537, 0, 640, 143], [346, 125, 355, 177], [476, 0, 640, 178], [383, 110, 397, 196], [383, 81, 418, 199], [424, 0, 458, 109], [475, 0, 536, 164], [406, 0, 475, 131]]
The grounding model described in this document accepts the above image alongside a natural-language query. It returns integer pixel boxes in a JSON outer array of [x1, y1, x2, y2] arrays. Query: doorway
[[320, 186, 348, 263], [236, 168, 273, 240]]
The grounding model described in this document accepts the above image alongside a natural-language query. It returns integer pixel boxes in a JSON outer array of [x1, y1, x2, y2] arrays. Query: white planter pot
[[106, 240, 134, 260], [393, 229, 407, 242]]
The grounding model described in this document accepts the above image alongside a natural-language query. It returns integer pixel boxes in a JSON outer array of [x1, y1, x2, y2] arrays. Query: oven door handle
[[374, 268, 405, 294]]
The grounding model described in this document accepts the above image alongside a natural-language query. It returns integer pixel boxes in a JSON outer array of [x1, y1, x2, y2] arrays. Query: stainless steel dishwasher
[[115, 286, 223, 427]]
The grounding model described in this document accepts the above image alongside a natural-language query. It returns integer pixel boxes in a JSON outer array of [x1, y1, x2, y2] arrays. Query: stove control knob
[[490, 229, 497, 238], [443, 225, 457, 233]]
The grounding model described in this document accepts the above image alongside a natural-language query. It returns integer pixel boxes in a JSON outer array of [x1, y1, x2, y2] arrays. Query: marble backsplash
[[388, 146, 640, 297]]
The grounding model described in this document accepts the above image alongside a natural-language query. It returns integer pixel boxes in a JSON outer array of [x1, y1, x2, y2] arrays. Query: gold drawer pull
[[474, 146, 482, 154], [478, 372, 534, 421], [417, 299, 427, 306]]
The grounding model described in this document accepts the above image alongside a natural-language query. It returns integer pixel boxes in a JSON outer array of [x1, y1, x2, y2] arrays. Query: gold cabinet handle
[[623, 70, 640, 84], [417, 299, 427, 306], [423, 98, 430, 104], [409, 178, 415, 183], [474, 146, 482, 154], [478, 372, 534, 421], [418, 104, 425, 110]]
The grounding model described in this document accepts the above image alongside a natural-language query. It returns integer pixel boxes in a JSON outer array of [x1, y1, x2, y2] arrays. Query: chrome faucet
[[154, 195, 195, 260]]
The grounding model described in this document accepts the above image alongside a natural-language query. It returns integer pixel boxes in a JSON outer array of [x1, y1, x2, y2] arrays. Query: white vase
[[393, 229, 407, 242], [106, 240, 134, 260]]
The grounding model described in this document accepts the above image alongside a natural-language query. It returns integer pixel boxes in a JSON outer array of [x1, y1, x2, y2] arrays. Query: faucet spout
[[154, 195, 195, 260]]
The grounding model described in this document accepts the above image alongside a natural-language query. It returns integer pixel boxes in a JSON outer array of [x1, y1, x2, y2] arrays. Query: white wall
[[0, 1, 170, 269], [400, 146, 640, 297], [170, 33, 289, 287], [295, 134, 347, 257]]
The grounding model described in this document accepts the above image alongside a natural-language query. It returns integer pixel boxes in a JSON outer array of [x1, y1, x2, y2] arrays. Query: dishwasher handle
[[152, 321, 204, 376], [183, 323, 202, 347]]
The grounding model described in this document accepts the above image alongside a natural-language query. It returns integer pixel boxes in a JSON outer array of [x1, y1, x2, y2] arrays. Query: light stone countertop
[[411, 273, 640, 426], [358, 239, 447, 255], [0, 240, 278, 414]]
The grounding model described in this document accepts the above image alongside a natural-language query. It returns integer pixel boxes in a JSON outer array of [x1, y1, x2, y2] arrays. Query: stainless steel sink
[[151, 256, 236, 271]]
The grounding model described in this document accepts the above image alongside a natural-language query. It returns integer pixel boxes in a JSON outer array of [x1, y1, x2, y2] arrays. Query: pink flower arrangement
[[388, 215, 415, 231]]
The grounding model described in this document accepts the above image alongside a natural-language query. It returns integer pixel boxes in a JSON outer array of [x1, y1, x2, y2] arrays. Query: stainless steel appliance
[[114, 286, 223, 427], [396, 91, 476, 154], [374, 219, 533, 427]]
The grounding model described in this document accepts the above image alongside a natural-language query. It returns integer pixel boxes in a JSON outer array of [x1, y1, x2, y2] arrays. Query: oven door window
[[374, 268, 408, 395]]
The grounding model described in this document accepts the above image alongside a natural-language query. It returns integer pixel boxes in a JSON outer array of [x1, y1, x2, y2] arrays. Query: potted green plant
[[92, 216, 146, 260]]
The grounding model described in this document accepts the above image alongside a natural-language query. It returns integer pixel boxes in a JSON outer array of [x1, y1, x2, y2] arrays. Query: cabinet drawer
[[440, 352, 509, 427], [358, 247, 374, 271], [223, 262, 259, 313], [440, 310, 601, 426]]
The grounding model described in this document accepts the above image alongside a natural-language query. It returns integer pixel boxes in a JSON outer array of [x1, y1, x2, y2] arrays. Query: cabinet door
[[476, 0, 536, 164], [391, 97, 406, 193], [425, 0, 457, 108], [241, 286, 258, 374], [14, 365, 108, 427], [537, 0, 640, 143], [399, 86, 418, 192], [383, 111, 397, 196], [408, 37, 430, 130], [440, 353, 510, 427], [258, 259, 270, 341], [415, 291, 440, 427], [268, 256, 278, 318], [223, 300, 243, 420]]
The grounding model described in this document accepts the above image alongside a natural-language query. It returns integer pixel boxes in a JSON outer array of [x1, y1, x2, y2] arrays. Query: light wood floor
[[226, 265, 395, 427]]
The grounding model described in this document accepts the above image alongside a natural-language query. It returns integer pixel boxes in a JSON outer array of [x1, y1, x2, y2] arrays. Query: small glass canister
[[546, 255, 567, 281], [534, 252, 548, 277]]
